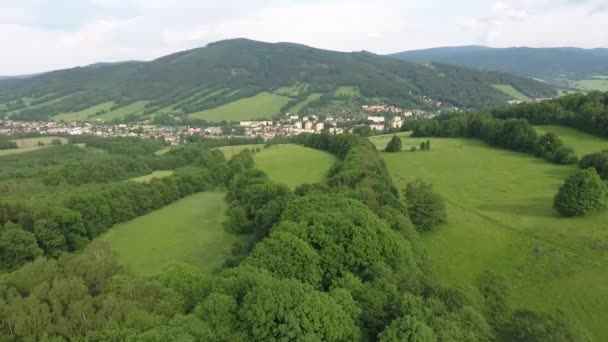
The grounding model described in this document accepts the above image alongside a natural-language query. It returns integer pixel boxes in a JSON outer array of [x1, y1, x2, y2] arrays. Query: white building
[[289, 115, 299, 121], [367, 116, 385, 124], [369, 124, 385, 131], [315, 122, 325, 132], [294, 121, 303, 129], [390, 116, 404, 129], [304, 121, 313, 129]]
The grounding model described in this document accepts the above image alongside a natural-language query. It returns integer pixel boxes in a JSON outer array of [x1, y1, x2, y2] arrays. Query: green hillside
[[0, 39, 556, 122]]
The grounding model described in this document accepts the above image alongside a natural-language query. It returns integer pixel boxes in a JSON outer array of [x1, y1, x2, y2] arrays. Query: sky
[[1, 0, 607, 75]]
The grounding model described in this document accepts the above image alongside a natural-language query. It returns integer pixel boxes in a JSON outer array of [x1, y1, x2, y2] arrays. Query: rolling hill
[[0, 39, 556, 122], [390, 46, 608, 86]]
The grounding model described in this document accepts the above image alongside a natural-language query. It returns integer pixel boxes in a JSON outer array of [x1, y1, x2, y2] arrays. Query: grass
[[334, 86, 361, 97], [189, 92, 291, 121], [218, 144, 336, 188], [535, 125, 608, 156], [217, 144, 262, 159], [96, 101, 149, 121], [571, 78, 608, 92], [101, 192, 239, 277], [275, 82, 309, 96], [128, 170, 174, 183], [288, 93, 322, 113], [370, 133, 608, 340], [492, 84, 532, 102], [154, 147, 171, 156], [0, 137, 69, 157], [52, 101, 115, 121]]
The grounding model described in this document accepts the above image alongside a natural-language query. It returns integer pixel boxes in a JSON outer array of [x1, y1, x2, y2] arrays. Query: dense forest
[[0, 132, 590, 340], [0, 39, 556, 121], [391, 46, 608, 84]]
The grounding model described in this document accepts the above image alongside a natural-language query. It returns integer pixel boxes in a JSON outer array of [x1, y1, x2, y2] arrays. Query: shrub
[[554, 168, 608, 217], [385, 135, 402, 152], [405, 180, 447, 231]]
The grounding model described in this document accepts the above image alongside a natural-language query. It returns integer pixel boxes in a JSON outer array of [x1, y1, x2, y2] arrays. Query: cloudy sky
[[1, 0, 607, 75]]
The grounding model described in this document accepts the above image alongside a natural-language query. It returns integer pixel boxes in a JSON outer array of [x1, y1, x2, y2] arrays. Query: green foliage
[[554, 168, 608, 216], [405, 180, 447, 232], [385, 135, 403, 152], [158, 263, 208, 312], [353, 125, 373, 137], [579, 150, 608, 180], [379, 316, 436, 342], [501, 310, 591, 342], [536, 132, 577, 164], [0, 137, 18, 150], [0, 225, 43, 270]]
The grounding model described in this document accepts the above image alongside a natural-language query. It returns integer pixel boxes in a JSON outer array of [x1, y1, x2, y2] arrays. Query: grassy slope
[[189, 92, 291, 121], [370, 133, 608, 340], [12, 136, 68, 148], [288, 93, 322, 114], [96, 101, 149, 121], [275, 82, 309, 96], [572, 78, 608, 92], [334, 86, 361, 97], [52, 101, 115, 121], [218, 144, 336, 188], [536, 125, 608, 156], [101, 192, 238, 277], [492, 84, 532, 101], [217, 144, 262, 159], [128, 170, 174, 183]]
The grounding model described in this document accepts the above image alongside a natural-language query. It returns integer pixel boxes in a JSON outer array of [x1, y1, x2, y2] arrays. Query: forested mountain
[[0, 39, 556, 122], [391, 46, 608, 84]]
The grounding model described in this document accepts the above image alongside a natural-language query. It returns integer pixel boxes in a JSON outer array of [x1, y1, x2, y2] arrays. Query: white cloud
[[0, 0, 606, 74]]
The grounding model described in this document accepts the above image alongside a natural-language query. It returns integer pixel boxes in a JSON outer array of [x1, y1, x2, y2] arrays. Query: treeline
[[0, 149, 232, 271], [408, 112, 578, 164], [491, 91, 608, 137], [0, 137, 17, 150]]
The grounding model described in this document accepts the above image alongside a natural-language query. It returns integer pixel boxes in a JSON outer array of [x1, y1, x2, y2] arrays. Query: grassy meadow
[[189, 92, 291, 121], [101, 192, 239, 277], [536, 125, 608, 156], [96, 101, 149, 121], [492, 84, 532, 101], [275, 82, 309, 96], [218, 144, 336, 188], [128, 170, 174, 183], [52, 101, 115, 121], [370, 132, 608, 340], [288, 93, 322, 113], [334, 86, 361, 97], [571, 77, 608, 92]]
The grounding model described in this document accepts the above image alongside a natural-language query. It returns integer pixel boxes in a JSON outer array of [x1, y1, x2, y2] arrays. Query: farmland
[[219, 144, 336, 188], [101, 192, 238, 277], [492, 84, 532, 102], [0, 136, 70, 156], [188, 92, 291, 121], [288, 93, 322, 113], [370, 132, 608, 340], [334, 86, 361, 97], [96, 100, 149, 121], [52, 101, 115, 121], [571, 76, 608, 92]]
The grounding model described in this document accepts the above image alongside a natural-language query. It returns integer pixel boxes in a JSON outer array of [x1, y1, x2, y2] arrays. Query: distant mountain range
[[390, 46, 608, 85], [0, 39, 556, 122]]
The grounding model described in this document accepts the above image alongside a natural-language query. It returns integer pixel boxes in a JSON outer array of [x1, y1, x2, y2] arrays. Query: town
[[1, 104, 434, 145]]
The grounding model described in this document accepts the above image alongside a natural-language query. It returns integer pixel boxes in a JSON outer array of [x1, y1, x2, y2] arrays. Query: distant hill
[[0, 39, 556, 122], [390, 46, 608, 85]]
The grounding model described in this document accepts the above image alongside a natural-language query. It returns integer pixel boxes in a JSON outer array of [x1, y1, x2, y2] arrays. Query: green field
[[128, 170, 174, 183], [536, 125, 608, 156], [334, 86, 361, 97], [96, 101, 149, 121], [275, 82, 309, 96], [492, 84, 532, 102], [52, 101, 115, 121], [189, 92, 291, 121], [219, 144, 335, 188], [370, 133, 608, 340], [571, 78, 608, 92], [288, 93, 322, 113], [12, 136, 68, 148], [101, 192, 238, 277]]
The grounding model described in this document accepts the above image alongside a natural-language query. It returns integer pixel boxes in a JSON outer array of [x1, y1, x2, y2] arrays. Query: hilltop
[[391, 46, 608, 88], [0, 39, 555, 122]]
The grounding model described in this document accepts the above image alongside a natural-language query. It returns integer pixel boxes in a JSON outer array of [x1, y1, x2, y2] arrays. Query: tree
[[51, 138, 63, 146], [410, 146, 417, 152], [0, 226, 43, 270], [425, 140, 431, 150], [475, 270, 510, 329], [405, 180, 447, 232], [554, 168, 608, 217], [420, 142, 426, 151], [385, 135, 403, 152], [353, 125, 372, 137], [379, 316, 436, 342], [501, 310, 591, 342]]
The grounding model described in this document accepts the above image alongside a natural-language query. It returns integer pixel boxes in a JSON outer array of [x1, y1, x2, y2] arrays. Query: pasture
[[275, 82, 309, 96], [52, 101, 115, 121], [96, 100, 149, 121], [12, 136, 68, 148], [370, 132, 608, 340], [219, 144, 336, 188], [492, 84, 532, 102], [188, 92, 291, 121], [536, 125, 608, 156], [571, 77, 608, 92], [334, 86, 361, 97], [101, 192, 238, 277], [288, 93, 322, 113], [128, 170, 174, 183]]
